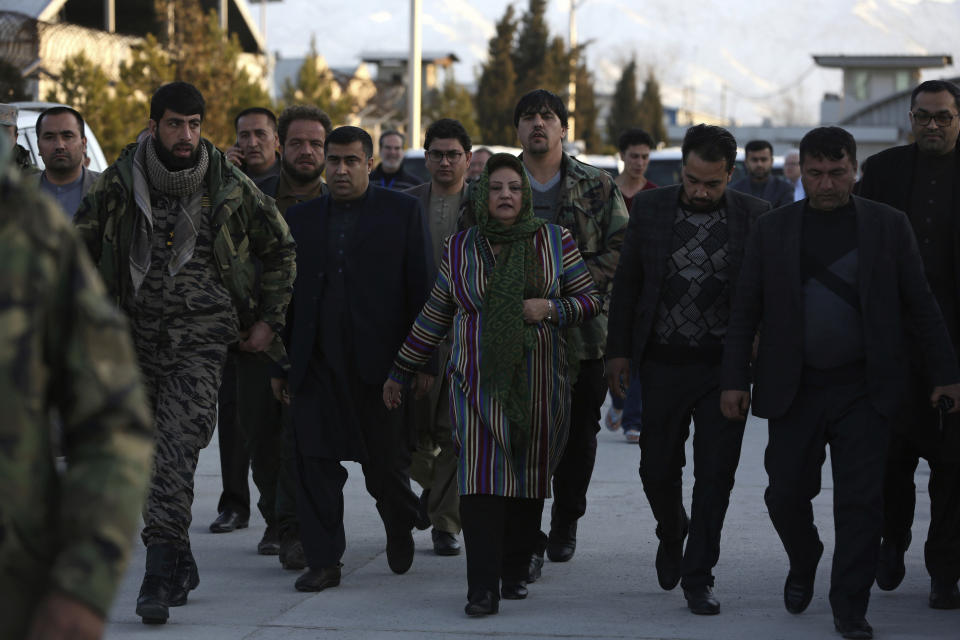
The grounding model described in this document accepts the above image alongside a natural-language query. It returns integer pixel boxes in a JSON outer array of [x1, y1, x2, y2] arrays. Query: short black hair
[[325, 125, 374, 159], [379, 129, 405, 148], [911, 80, 960, 112], [744, 139, 773, 155], [150, 81, 205, 122], [424, 118, 472, 152], [799, 126, 857, 166], [234, 107, 277, 133], [277, 105, 332, 146], [617, 128, 654, 153], [681, 124, 737, 171], [36, 106, 85, 138], [513, 89, 568, 129]]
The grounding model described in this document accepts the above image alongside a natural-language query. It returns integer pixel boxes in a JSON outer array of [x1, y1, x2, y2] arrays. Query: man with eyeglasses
[[402, 119, 472, 557], [860, 79, 960, 610]]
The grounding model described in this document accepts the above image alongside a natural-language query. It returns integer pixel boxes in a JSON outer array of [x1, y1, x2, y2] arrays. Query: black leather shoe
[[465, 590, 499, 616], [209, 509, 249, 533], [546, 521, 577, 563], [875, 532, 909, 591], [784, 540, 822, 614], [295, 564, 342, 592], [415, 489, 431, 530], [432, 528, 461, 556], [527, 550, 544, 583], [136, 543, 178, 624], [683, 585, 720, 615], [655, 530, 687, 590], [833, 616, 873, 639], [258, 524, 281, 555], [386, 531, 415, 574], [279, 532, 306, 570], [929, 577, 960, 609], [501, 582, 528, 600], [167, 548, 199, 607]]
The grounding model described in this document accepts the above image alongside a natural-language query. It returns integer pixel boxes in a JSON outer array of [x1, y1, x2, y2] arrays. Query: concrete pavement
[[105, 406, 955, 639]]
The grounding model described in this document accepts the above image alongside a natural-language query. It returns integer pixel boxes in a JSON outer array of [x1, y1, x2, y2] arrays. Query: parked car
[[14, 101, 109, 172]]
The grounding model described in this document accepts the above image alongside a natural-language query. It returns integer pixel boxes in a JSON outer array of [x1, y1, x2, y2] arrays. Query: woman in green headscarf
[[384, 153, 601, 616]]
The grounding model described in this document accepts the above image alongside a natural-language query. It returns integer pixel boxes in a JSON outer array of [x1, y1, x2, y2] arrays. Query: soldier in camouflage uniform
[[75, 82, 296, 625], [0, 133, 153, 639]]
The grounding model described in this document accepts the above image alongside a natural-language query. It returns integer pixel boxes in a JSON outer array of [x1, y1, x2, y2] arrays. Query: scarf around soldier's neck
[[474, 155, 546, 459], [129, 136, 209, 296]]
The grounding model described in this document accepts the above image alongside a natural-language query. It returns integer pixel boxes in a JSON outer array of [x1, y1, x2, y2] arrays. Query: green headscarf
[[474, 153, 546, 458]]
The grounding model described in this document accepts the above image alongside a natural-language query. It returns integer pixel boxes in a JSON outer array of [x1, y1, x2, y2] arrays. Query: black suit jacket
[[721, 195, 960, 419], [859, 142, 960, 302], [606, 185, 770, 363], [730, 176, 794, 209], [282, 186, 434, 394]]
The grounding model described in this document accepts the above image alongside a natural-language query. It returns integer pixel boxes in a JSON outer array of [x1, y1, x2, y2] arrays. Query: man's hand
[[606, 357, 630, 400], [383, 379, 403, 410], [239, 321, 274, 353], [225, 145, 244, 168], [27, 592, 104, 640], [930, 383, 960, 414], [720, 390, 751, 421], [522, 298, 552, 324], [414, 373, 435, 399], [271, 377, 290, 405]]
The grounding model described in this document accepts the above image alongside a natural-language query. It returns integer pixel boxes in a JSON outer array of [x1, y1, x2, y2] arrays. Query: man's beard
[[283, 156, 324, 184], [153, 137, 199, 171]]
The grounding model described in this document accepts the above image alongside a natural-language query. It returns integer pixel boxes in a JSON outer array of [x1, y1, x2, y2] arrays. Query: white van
[[14, 101, 109, 172]]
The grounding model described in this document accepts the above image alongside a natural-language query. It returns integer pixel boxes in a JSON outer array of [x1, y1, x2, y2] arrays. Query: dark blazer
[[720, 195, 960, 419], [859, 142, 960, 300], [729, 176, 794, 209], [606, 185, 770, 363], [282, 186, 434, 394]]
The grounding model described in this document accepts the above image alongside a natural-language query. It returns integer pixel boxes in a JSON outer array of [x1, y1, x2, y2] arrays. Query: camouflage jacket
[[0, 169, 153, 631], [75, 138, 297, 363], [461, 153, 629, 359]]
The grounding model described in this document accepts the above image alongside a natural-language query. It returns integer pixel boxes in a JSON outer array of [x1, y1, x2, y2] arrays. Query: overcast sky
[[262, 0, 959, 126]]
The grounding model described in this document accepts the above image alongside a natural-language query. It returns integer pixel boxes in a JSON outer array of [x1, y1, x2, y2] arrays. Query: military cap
[[0, 103, 17, 127]]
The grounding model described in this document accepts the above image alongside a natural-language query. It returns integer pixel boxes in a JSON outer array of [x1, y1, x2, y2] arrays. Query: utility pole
[[219, 0, 228, 32], [567, 0, 578, 142], [408, 0, 422, 148], [104, 0, 115, 33]]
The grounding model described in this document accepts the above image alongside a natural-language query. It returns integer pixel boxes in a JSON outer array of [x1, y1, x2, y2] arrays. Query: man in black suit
[[858, 79, 960, 609], [721, 126, 960, 640], [606, 124, 769, 615], [270, 126, 434, 592], [729, 139, 793, 209]]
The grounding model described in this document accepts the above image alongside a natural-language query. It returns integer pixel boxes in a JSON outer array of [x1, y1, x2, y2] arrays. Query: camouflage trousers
[[136, 341, 227, 548]]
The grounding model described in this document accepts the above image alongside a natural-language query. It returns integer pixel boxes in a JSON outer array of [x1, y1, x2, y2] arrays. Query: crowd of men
[[1, 77, 959, 640]]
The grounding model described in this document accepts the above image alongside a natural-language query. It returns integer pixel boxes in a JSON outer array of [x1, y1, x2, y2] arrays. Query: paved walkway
[[106, 406, 954, 639]]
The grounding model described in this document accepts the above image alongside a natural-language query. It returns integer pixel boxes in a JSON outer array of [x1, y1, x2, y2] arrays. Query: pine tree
[[475, 5, 518, 145], [281, 35, 353, 123], [606, 58, 644, 147], [424, 75, 479, 142], [575, 61, 602, 153], [637, 69, 667, 144], [513, 0, 552, 96]]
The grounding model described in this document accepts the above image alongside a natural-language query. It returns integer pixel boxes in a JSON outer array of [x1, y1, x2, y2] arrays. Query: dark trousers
[[460, 494, 544, 600], [638, 360, 745, 588], [548, 358, 608, 532], [884, 370, 960, 581], [216, 350, 282, 525], [294, 387, 419, 570], [765, 375, 890, 622]]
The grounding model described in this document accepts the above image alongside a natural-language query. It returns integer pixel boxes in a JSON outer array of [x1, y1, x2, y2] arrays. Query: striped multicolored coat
[[390, 223, 602, 498]]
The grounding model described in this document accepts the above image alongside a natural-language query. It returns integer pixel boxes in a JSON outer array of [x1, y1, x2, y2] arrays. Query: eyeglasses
[[426, 150, 464, 163], [910, 111, 958, 127]]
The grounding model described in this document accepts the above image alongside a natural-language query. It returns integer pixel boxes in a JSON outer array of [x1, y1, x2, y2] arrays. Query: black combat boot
[[136, 543, 178, 624], [168, 547, 200, 606]]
